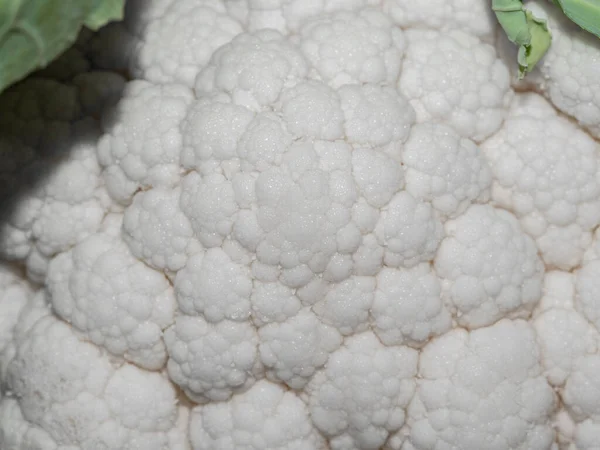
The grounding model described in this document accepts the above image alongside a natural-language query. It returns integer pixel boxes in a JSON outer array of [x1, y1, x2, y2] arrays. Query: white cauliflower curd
[[2, 0, 600, 449]]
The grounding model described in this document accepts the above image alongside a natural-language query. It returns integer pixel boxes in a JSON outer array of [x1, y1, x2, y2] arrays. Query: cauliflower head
[[1, 1, 600, 449]]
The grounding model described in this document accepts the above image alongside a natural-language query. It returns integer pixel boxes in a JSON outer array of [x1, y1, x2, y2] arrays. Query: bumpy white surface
[[98, 80, 193, 204], [435, 205, 544, 328], [189, 380, 326, 450], [226, 0, 381, 33], [483, 93, 600, 270], [371, 264, 451, 347], [0, 397, 57, 449], [575, 260, 600, 340], [258, 307, 342, 388], [175, 247, 252, 322], [5, 313, 187, 449], [180, 92, 256, 173], [195, 30, 309, 111], [129, 0, 243, 87], [298, 8, 405, 89], [382, 0, 497, 43], [122, 186, 202, 274], [373, 191, 443, 268], [513, 1, 600, 140], [164, 315, 261, 403], [313, 275, 375, 336], [403, 122, 492, 218], [405, 320, 556, 450], [0, 266, 33, 359], [307, 332, 418, 449], [46, 215, 176, 370], [399, 29, 511, 142], [4, 1, 600, 448], [340, 84, 414, 147], [534, 271, 597, 387]]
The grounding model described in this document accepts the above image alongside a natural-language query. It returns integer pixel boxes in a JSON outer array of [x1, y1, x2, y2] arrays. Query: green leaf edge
[[0, 0, 124, 95]]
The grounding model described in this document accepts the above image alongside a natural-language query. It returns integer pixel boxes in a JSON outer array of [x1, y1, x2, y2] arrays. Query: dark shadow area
[[0, 0, 151, 268]]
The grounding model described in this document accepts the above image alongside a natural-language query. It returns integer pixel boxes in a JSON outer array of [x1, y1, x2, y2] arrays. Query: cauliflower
[[399, 28, 512, 142], [4, 311, 187, 449], [128, 0, 243, 87], [298, 8, 405, 89], [383, 0, 498, 43], [435, 204, 544, 329], [3, 1, 600, 449], [46, 214, 176, 370], [189, 379, 326, 449], [483, 93, 600, 270], [307, 331, 418, 449], [405, 320, 556, 450], [98, 80, 194, 204], [500, 0, 600, 140], [0, 78, 119, 283]]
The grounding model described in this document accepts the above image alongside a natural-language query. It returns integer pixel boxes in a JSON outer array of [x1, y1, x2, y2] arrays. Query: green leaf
[[554, 0, 600, 39], [517, 10, 552, 78], [492, 0, 552, 78], [84, 0, 124, 31], [0, 0, 124, 94]]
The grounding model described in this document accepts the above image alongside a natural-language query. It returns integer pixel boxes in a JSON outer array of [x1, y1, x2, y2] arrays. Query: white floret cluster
[[2, 0, 600, 449]]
